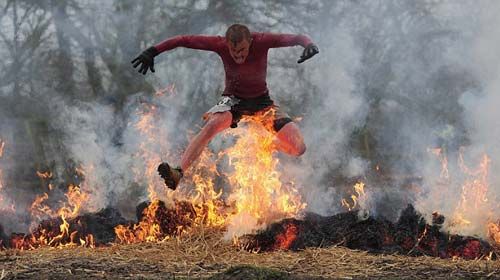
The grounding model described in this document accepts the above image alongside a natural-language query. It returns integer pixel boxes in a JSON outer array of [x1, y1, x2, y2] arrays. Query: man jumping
[[132, 24, 318, 190]]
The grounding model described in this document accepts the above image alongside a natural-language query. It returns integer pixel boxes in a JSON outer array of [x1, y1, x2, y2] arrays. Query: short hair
[[225, 24, 251, 46]]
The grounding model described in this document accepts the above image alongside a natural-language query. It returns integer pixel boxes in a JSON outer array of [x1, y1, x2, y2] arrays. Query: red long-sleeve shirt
[[154, 32, 313, 99]]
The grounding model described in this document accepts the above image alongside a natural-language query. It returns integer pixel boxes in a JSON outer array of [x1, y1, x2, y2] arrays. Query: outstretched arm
[[154, 35, 222, 53], [259, 33, 313, 48], [258, 33, 319, 64], [132, 35, 222, 75]]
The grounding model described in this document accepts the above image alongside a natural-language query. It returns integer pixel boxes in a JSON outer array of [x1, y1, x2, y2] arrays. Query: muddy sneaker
[[157, 162, 183, 190]]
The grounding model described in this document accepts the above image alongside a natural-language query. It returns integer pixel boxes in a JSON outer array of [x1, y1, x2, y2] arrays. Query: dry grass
[[1, 226, 500, 279]]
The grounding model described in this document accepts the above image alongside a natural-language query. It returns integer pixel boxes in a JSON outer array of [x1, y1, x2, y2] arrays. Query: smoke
[[272, 0, 500, 238], [455, 1, 500, 175], [1, 0, 500, 240], [298, 0, 500, 238], [50, 100, 127, 212], [278, 25, 367, 216], [414, 1, 500, 237]]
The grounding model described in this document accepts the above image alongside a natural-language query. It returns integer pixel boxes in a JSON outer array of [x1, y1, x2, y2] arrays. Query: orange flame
[[187, 149, 226, 226], [273, 223, 298, 250], [430, 147, 498, 243], [133, 103, 166, 201], [115, 200, 164, 244], [36, 171, 53, 179], [0, 139, 4, 158], [22, 166, 95, 249], [155, 84, 176, 97], [108, 91, 308, 245], [222, 115, 306, 240], [450, 150, 490, 230], [59, 184, 88, 218], [30, 192, 52, 222], [430, 148, 450, 180], [114, 101, 187, 244], [487, 222, 500, 245], [115, 102, 305, 244], [457, 151, 489, 208], [341, 182, 366, 211]]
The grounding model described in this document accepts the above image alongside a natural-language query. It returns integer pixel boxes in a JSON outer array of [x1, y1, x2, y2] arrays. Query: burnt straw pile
[[240, 204, 495, 259], [3, 207, 128, 249], [134, 200, 198, 235], [0, 200, 200, 249], [0, 201, 496, 260]]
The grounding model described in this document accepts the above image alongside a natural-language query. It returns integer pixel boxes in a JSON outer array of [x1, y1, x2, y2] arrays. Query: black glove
[[131, 46, 159, 75], [297, 44, 319, 64]]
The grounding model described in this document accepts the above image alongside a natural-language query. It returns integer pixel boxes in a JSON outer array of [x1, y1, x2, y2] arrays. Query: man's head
[[225, 24, 252, 64]]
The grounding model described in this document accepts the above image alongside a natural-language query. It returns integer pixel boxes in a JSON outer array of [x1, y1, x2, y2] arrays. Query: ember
[[0, 95, 498, 265], [273, 222, 299, 250], [240, 205, 495, 260], [5, 207, 127, 250], [114, 200, 197, 244]]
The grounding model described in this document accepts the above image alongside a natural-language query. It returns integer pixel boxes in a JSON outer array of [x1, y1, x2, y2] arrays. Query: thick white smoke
[[276, 26, 367, 216], [2, 1, 500, 240], [415, 1, 500, 237]]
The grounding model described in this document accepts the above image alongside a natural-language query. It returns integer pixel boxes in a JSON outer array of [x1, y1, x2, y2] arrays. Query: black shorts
[[205, 95, 293, 133]]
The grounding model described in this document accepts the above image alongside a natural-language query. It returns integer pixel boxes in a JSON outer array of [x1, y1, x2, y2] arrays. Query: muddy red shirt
[[154, 32, 313, 99]]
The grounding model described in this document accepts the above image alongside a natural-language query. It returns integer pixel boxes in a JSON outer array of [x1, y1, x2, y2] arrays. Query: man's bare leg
[[158, 111, 232, 190], [180, 111, 233, 170], [273, 122, 306, 156], [160, 116, 302, 190]]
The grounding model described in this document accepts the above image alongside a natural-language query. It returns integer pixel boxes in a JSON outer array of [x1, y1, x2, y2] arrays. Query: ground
[[1, 228, 499, 279]]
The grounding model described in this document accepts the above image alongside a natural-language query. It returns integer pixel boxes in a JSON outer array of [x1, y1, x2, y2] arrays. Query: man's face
[[227, 38, 251, 64]]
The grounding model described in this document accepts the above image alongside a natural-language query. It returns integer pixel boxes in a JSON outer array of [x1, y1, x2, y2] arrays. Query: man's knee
[[277, 122, 306, 156], [287, 138, 306, 156], [295, 142, 306, 156]]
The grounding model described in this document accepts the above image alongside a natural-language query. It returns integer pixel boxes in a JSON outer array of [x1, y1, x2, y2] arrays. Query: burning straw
[[2, 96, 500, 266]]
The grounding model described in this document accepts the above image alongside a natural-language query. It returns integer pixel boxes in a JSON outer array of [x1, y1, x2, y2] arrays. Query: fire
[[487, 222, 500, 245], [114, 102, 306, 244], [13, 210, 95, 250], [430, 148, 449, 180], [187, 149, 226, 227], [115, 200, 164, 244], [30, 192, 52, 221], [449, 151, 491, 232], [273, 223, 298, 250], [456, 151, 489, 211], [11, 167, 95, 250], [113, 103, 172, 243], [60, 184, 88, 218], [0, 139, 4, 158], [222, 114, 306, 240], [36, 171, 53, 179], [132, 103, 167, 201], [30, 183, 88, 222], [113, 100, 227, 244], [429, 147, 499, 245], [341, 182, 366, 211], [155, 83, 176, 97]]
